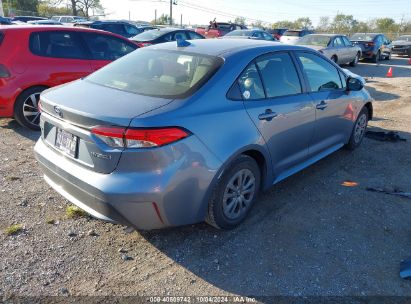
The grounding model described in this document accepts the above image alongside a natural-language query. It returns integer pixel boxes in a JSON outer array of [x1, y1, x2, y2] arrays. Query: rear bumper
[[34, 134, 222, 230], [360, 51, 375, 59], [392, 48, 410, 55], [0, 80, 19, 117]]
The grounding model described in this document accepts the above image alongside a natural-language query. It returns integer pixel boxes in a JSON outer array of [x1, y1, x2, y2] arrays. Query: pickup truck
[[196, 22, 247, 38]]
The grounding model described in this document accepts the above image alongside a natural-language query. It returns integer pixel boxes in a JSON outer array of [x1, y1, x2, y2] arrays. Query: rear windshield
[[350, 33, 376, 41], [283, 30, 302, 37], [397, 35, 411, 42], [298, 35, 330, 47], [86, 49, 223, 99], [131, 29, 164, 41], [225, 30, 252, 37]]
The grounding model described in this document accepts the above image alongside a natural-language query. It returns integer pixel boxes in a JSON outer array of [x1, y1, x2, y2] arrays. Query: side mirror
[[347, 77, 363, 91]]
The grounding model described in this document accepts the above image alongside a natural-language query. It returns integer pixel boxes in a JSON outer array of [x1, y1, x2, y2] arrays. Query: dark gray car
[[34, 39, 373, 230], [223, 29, 277, 41], [296, 34, 362, 66], [391, 35, 411, 57]]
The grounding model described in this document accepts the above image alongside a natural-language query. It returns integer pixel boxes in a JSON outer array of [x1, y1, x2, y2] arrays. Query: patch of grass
[[5, 224, 23, 236], [6, 176, 21, 181], [66, 205, 87, 219]]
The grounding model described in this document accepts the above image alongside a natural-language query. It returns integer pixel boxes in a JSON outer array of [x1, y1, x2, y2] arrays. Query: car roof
[[306, 33, 340, 37], [148, 38, 310, 57]]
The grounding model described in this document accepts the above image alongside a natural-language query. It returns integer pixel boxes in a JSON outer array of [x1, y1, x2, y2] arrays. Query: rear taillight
[[366, 42, 375, 47], [0, 64, 10, 78], [91, 126, 190, 149], [136, 42, 152, 48]]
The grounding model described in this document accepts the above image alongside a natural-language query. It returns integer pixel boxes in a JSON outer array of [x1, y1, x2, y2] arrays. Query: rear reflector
[[0, 64, 10, 78], [91, 126, 190, 148]]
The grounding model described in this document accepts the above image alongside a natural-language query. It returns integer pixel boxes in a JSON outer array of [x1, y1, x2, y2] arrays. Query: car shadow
[[0, 119, 40, 142], [364, 85, 400, 101], [138, 127, 411, 297]]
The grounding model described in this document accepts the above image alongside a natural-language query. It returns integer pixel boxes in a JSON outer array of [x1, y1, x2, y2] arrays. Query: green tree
[[152, 13, 173, 25], [294, 17, 312, 29], [6, 0, 39, 15], [375, 18, 399, 33], [77, 0, 102, 18], [234, 16, 246, 26], [330, 14, 358, 34], [251, 20, 263, 28], [271, 20, 295, 29], [38, 1, 71, 16], [316, 16, 330, 32]]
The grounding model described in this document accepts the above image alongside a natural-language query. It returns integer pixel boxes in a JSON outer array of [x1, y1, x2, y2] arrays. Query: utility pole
[[180, 14, 182, 28], [0, 0, 4, 17], [169, 0, 172, 25], [154, 9, 157, 25]]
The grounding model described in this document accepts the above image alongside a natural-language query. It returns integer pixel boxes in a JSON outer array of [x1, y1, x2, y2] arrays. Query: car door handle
[[316, 101, 328, 110], [258, 109, 278, 121]]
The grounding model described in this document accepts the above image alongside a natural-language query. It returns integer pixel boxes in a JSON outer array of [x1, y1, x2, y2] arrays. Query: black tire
[[349, 52, 360, 67], [345, 107, 369, 150], [14, 86, 48, 130], [206, 155, 261, 230], [385, 52, 391, 60], [372, 50, 380, 63]]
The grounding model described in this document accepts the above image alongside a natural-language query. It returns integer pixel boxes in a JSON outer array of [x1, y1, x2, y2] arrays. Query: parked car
[[74, 20, 142, 38], [223, 29, 278, 41], [51, 16, 87, 24], [196, 22, 247, 38], [34, 39, 372, 230], [391, 35, 411, 57], [350, 33, 392, 63], [0, 25, 138, 129], [130, 28, 204, 47], [267, 28, 288, 40], [12, 16, 47, 23], [0, 16, 13, 25], [296, 34, 362, 66], [27, 20, 63, 25], [280, 29, 314, 44]]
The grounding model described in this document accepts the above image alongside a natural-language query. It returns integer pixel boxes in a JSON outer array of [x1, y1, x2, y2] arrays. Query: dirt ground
[[1, 56, 411, 300]]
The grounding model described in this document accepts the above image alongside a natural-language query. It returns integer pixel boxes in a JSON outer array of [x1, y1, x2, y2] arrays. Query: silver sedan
[[297, 34, 362, 66]]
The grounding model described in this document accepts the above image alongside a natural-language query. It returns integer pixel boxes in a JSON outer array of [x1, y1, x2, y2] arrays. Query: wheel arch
[[364, 102, 373, 120]]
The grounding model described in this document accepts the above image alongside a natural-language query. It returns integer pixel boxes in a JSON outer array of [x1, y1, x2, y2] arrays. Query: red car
[[0, 25, 138, 129]]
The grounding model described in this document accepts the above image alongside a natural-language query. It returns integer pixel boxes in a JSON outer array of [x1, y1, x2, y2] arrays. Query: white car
[[280, 29, 314, 45]]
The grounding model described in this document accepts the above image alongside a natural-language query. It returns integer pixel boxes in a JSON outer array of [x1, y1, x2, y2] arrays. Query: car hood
[[392, 40, 411, 46], [40, 79, 174, 128]]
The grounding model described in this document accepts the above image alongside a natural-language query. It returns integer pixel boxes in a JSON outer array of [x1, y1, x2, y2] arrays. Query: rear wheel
[[14, 86, 47, 130], [372, 50, 381, 63], [206, 155, 260, 229], [345, 107, 369, 150], [349, 52, 360, 67]]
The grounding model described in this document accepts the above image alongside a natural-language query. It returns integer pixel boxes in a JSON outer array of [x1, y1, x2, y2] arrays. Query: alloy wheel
[[222, 168, 256, 220], [354, 113, 367, 143], [22, 93, 41, 127]]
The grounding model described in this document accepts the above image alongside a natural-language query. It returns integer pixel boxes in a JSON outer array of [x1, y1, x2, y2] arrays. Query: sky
[[100, 0, 411, 26]]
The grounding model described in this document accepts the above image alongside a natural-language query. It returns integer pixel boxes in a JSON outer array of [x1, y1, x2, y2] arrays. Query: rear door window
[[187, 31, 204, 40], [256, 53, 302, 98], [99, 24, 127, 36], [125, 24, 141, 36], [29, 31, 87, 59], [333, 37, 344, 47], [296, 52, 343, 91], [81, 32, 137, 60], [342, 36, 352, 46], [237, 64, 265, 100]]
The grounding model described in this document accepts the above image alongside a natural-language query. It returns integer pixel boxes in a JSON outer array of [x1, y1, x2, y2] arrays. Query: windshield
[[283, 30, 301, 37], [225, 30, 252, 37], [397, 35, 411, 42], [86, 49, 223, 99], [350, 33, 376, 41], [131, 29, 165, 41], [298, 35, 330, 47]]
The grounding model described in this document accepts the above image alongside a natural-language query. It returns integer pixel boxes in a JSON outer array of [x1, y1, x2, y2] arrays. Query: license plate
[[55, 128, 78, 158]]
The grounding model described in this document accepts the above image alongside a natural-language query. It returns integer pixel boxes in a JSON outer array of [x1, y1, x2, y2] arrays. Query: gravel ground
[[1, 56, 411, 299]]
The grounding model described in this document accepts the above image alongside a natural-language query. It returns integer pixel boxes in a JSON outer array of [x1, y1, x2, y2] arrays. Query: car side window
[[174, 32, 188, 40], [237, 64, 265, 100], [252, 32, 263, 39], [187, 31, 204, 40], [102, 24, 127, 36], [297, 52, 343, 92], [342, 36, 352, 46], [256, 53, 302, 98], [81, 32, 137, 60], [333, 37, 344, 47], [29, 31, 87, 59], [125, 25, 140, 36], [262, 32, 274, 41]]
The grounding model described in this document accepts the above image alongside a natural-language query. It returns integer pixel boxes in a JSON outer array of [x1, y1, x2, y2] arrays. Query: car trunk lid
[[39, 79, 174, 174]]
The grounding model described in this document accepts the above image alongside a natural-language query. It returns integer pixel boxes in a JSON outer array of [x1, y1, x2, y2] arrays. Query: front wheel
[[350, 53, 360, 67], [345, 107, 369, 150], [372, 50, 381, 63], [14, 86, 48, 130], [206, 155, 260, 229]]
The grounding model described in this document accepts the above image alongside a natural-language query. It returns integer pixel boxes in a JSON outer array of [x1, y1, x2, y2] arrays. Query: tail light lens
[[0, 64, 10, 78], [91, 126, 190, 149], [136, 42, 152, 48]]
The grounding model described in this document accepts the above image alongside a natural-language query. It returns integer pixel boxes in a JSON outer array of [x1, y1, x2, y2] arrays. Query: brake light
[[0, 64, 10, 78], [91, 126, 190, 148], [136, 42, 152, 48], [366, 42, 375, 47]]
